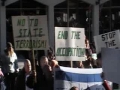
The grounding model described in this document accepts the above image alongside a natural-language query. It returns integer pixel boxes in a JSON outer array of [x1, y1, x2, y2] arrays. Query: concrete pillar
[[35, 0, 65, 49], [0, 0, 18, 55], [82, 0, 109, 36], [48, 5, 55, 48], [0, 5, 6, 54], [93, 5, 99, 36]]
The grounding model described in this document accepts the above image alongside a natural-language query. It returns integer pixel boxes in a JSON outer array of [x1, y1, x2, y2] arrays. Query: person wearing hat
[[1, 42, 19, 90]]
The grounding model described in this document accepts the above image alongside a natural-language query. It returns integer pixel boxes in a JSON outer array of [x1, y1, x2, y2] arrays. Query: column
[[92, 5, 99, 36], [0, 5, 6, 54], [48, 5, 55, 49]]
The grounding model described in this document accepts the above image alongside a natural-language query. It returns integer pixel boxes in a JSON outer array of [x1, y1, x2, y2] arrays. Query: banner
[[94, 30, 120, 53], [55, 27, 85, 61], [54, 67, 112, 90], [12, 16, 49, 50]]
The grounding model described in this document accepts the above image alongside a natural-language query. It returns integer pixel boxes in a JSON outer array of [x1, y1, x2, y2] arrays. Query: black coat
[[14, 69, 35, 90], [36, 65, 53, 90]]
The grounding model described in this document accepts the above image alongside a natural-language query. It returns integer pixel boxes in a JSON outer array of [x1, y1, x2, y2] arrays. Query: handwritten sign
[[12, 16, 49, 50], [94, 30, 120, 53], [102, 48, 120, 84], [55, 27, 85, 61]]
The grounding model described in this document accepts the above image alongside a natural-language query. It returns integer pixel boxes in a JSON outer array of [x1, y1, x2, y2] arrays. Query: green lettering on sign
[[58, 31, 68, 39], [56, 47, 85, 57], [17, 19, 25, 26], [71, 31, 81, 39], [15, 40, 47, 48]]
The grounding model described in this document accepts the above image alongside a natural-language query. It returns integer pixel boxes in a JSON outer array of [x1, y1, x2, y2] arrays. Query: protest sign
[[94, 30, 120, 53], [12, 16, 49, 50], [55, 27, 85, 61], [102, 48, 120, 84], [54, 66, 112, 90]]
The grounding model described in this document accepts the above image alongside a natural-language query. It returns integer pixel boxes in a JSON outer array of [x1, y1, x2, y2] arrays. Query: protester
[[75, 61, 84, 68], [47, 49, 55, 61], [36, 56, 53, 90], [70, 86, 78, 90], [83, 55, 97, 68], [85, 38, 92, 54], [15, 59, 36, 90], [101, 72, 111, 90], [97, 53, 119, 90], [50, 60, 59, 69], [0, 68, 5, 90], [96, 53, 102, 68], [1, 42, 19, 90]]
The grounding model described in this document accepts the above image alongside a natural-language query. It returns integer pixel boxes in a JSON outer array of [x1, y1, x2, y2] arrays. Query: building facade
[[0, 0, 120, 55]]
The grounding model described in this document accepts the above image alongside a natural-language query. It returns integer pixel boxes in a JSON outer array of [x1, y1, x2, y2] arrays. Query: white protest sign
[[54, 67, 112, 90], [12, 16, 49, 50], [102, 48, 120, 84], [55, 27, 85, 61], [94, 30, 120, 53]]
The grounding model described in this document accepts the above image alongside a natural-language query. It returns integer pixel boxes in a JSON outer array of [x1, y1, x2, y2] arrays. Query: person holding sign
[[1, 42, 19, 90], [15, 59, 36, 90], [101, 72, 112, 90]]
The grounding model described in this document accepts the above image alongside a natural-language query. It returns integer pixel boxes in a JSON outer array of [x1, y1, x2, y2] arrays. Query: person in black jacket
[[36, 56, 53, 90], [14, 59, 36, 90]]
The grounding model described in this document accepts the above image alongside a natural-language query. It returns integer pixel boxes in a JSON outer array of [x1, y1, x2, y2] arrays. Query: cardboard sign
[[12, 16, 49, 50], [102, 48, 120, 84], [55, 27, 85, 61], [94, 30, 120, 53]]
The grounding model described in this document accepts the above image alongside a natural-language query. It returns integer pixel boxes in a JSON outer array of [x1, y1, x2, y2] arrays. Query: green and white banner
[[55, 27, 85, 61], [12, 16, 49, 50]]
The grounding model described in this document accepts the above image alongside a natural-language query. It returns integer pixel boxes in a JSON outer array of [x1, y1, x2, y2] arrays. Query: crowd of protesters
[[0, 38, 118, 90]]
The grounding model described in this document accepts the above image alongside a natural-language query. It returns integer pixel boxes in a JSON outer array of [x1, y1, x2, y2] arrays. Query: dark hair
[[97, 53, 101, 59], [48, 51, 53, 56], [85, 49, 92, 56], [7, 42, 13, 48], [70, 86, 78, 90]]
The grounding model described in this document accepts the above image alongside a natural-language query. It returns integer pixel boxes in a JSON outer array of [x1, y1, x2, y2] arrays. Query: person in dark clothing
[[101, 72, 111, 90], [14, 59, 36, 90], [96, 53, 102, 68], [37, 56, 53, 90], [97, 53, 119, 90], [83, 55, 97, 68]]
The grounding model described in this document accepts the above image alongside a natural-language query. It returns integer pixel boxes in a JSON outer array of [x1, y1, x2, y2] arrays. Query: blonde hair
[[7, 47, 14, 57]]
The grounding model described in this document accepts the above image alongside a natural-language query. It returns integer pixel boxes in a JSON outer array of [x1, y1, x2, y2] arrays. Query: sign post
[[67, 0, 72, 67], [28, 16, 36, 83]]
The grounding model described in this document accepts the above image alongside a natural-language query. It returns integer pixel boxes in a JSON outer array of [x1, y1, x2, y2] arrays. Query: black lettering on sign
[[29, 19, 38, 26], [105, 40, 116, 47], [101, 35, 105, 41], [101, 32, 116, 41], [15, 40, 47, 49]]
